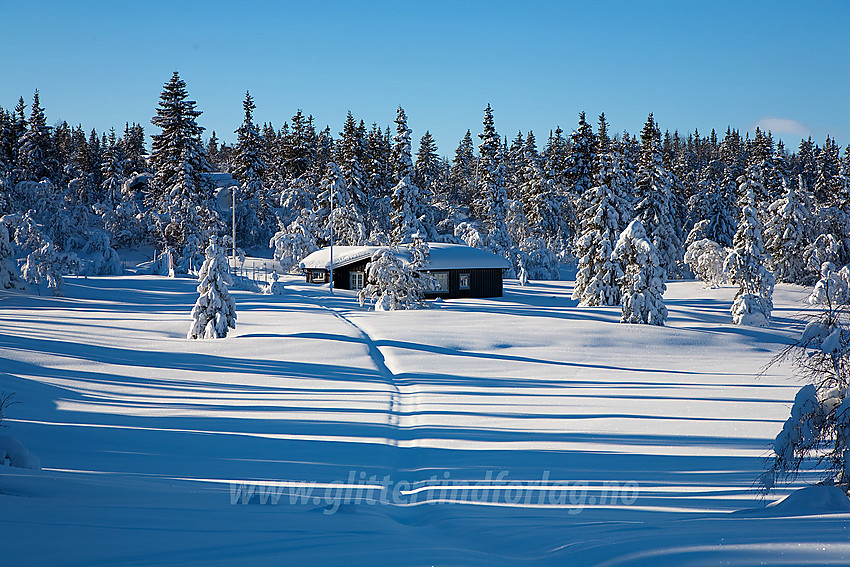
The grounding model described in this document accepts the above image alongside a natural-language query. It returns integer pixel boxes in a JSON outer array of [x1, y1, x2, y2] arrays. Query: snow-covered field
[[2, 266, 849, 566]]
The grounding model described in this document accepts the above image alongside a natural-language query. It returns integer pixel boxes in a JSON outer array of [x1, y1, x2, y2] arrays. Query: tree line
[[0, 71, 848, 300]]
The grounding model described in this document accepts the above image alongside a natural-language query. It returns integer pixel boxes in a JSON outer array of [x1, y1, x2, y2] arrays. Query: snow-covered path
[[2, 274, 849, 565]]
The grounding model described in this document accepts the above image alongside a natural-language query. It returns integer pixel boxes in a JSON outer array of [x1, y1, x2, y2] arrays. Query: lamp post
[[231, 185, 237, 267], [329, 178, 334, 295]]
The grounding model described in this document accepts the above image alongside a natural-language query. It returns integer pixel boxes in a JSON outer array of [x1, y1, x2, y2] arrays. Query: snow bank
[[0, 435, 41, 470], [737, 485, 850, 517]]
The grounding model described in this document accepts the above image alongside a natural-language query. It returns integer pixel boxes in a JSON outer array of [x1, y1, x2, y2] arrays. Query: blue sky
[[2, 0, 848, 155]]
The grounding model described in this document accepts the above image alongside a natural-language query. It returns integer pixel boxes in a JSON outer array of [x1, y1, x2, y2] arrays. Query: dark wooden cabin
[[300, 243, 510, 299]]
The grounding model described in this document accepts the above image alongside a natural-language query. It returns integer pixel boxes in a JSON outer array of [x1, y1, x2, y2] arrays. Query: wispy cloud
[[751, 117, 812, 137]]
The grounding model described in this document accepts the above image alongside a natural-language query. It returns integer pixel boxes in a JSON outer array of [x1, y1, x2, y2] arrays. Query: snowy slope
[[1, 271, 848, 566]]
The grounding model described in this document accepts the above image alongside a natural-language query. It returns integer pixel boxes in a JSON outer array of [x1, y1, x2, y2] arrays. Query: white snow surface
[[300, 242, 511, 271], [1, 267, 849, 565]]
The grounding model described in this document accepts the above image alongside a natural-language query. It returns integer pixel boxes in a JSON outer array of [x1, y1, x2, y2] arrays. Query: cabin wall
[[307, 264, 504, 298]]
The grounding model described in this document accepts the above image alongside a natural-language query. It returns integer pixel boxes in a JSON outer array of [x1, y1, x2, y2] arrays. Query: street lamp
[[231, 184, 237, 267]]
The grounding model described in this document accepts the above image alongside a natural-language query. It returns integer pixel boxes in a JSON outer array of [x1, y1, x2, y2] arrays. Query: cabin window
[[432, 271, 449, 291], [312, 271, 327, 283], [350, 271, 364, 290], [459, 272, 470, 290]]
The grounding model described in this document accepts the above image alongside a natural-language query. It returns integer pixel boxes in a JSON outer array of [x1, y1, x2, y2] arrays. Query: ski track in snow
[[310, 296, 402, 435]]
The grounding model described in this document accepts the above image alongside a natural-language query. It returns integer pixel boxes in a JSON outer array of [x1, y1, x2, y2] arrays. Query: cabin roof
[[299, 243, 511, 271]]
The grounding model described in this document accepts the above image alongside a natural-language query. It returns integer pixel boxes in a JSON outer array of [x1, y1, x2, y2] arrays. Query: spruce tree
[[317, 161, 366, 246], [232, 91, 270, 245], [573, 151, 631, 306], [612, 219, 668, 325], [633, 114, 683, 278], [389, 107, 425, 244], [566, 111, 596, 198], [390, 106, 413, 184], [449, 129, 476, 207], [122, 122, 148, 177], [18, 91, 57, 182], [148, 71, 214, 258], [724, 182, 774, 326], [477, 104, 512, 254], [188, 236, 236, 339], [337, 111, 368, 220], [232, 91, 266, 198], [414, 130, 440, 192], [764, 176, 811, 284]]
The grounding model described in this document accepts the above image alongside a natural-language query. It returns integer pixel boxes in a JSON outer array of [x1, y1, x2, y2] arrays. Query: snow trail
[[321, 303, 402, 434]]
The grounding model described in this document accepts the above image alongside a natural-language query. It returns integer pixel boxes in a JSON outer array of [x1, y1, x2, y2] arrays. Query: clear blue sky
[[2, 0, 848, 156]]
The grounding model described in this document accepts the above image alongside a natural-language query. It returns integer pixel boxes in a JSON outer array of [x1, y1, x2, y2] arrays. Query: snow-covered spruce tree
[[521, 156, 560, 246], [406, 232, 438, 296], [414, 130, 441, 193], [760, 294, 850, 494], [389, 107, 426, 244], [147, 72, 215, 263], [262, 270, 285, 295], [317, 162, 366, 246], [702, 180, 736, 248], [94, 141, 144, 249], [612, 219, 667, 325], [270, 209, 319, 273], [565, 111, 596, 206], [10, 211, 77, 296], [516, 237, 559, 281], [188, 236, 236, 339], [231, 91, 269, 247], [476, 104, 515, 273], [684, 238, 728, 288], [18, 91, 58, 182], [572, 151, 631, 306], [0, 217, 23, 289], [337, 112, 369, 222], [358, 247, 407, 311], [449, 129, 476, 208], [633, 114, 684, 278], [390, 175, 426, 244], [21, 239, 72, 297], [764, 176, 812, 284], [358, 235, 435, 311], [724, 184, 774, 327]]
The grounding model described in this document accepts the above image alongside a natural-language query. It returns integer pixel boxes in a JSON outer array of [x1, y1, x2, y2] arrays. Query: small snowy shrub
[[21, 240, 77, 297], [517, 237, 559, 281], [77, 230, 122, 276], [684, 238, 728, 288], [808, 263, 850, 306], [804, 233, 843, 282], [611, 219, 667, 325], [262, 271, 285, 295], [760, 299, 850, 493], [188, 237, 237, 339], [517, 256, 529, 286]]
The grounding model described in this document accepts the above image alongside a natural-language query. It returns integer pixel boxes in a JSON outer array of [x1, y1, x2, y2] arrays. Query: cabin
[[299, 243, 510, 299]]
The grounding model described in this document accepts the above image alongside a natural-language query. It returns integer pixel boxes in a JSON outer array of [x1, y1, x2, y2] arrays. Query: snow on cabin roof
[[425, 243, 511, 270], [300, 246, 377, 270], [299, 243, 511, 271]]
